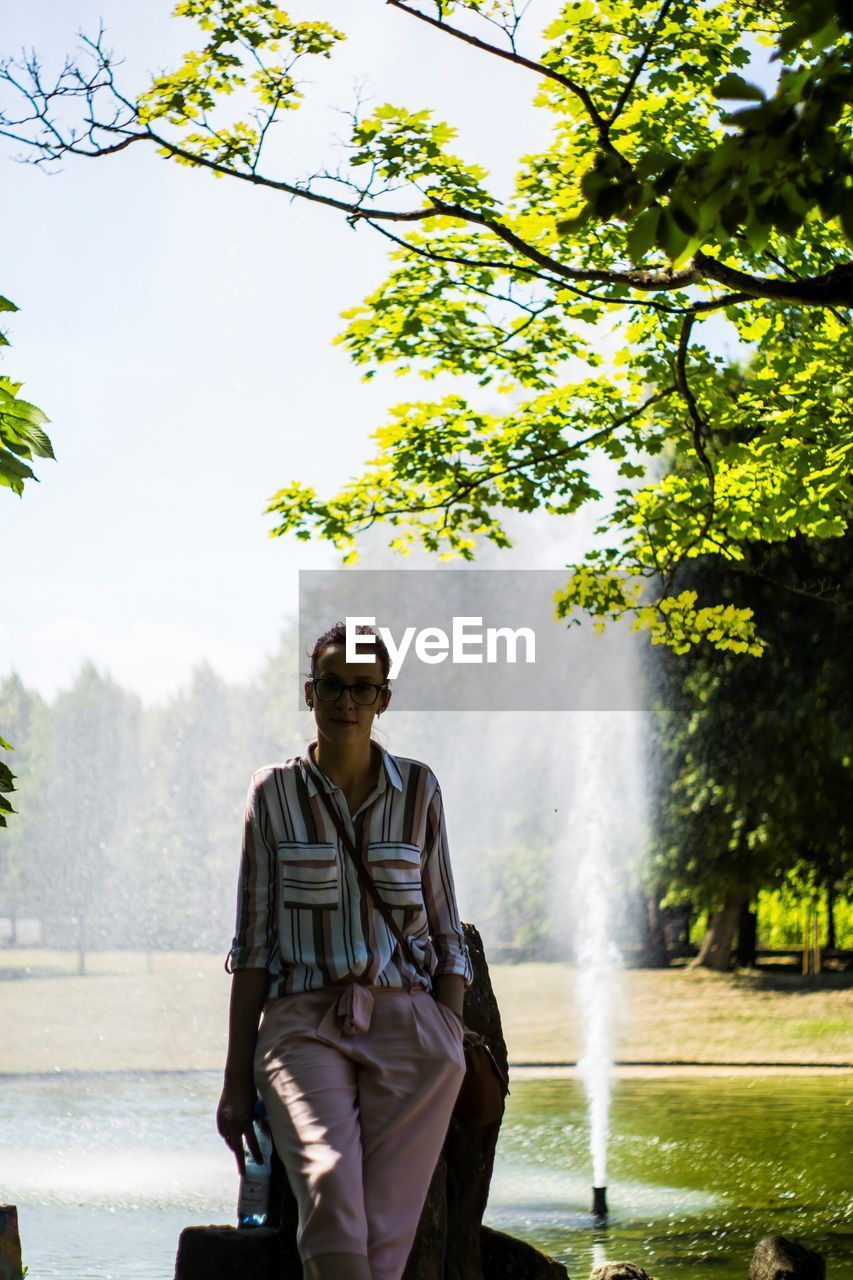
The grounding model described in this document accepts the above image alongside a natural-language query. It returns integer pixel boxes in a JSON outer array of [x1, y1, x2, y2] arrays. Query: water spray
[[569, 714, 642, 1235]]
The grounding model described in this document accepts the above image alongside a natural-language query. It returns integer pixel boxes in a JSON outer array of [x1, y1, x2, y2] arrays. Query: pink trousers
[[253, 984, 466, 1280]]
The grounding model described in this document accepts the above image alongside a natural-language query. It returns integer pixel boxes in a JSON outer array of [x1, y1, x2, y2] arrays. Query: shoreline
[[2, 1061, 851, 1081], [511, 1061, 853, 1079], [3, 955, 851, 1074]]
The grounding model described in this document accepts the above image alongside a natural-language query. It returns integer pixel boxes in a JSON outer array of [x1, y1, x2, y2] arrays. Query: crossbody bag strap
[[315, 788, 422, 974]]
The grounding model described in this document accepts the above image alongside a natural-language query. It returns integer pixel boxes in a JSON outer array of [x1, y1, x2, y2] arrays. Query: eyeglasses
[[311, 676, 388, 707]]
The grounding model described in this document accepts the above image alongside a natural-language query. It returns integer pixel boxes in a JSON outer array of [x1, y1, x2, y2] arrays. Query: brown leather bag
[[314, 789, 509, 1125]]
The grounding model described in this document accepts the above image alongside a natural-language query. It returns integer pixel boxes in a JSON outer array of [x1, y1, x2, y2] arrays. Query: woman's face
[[305, 642, 391, 747]]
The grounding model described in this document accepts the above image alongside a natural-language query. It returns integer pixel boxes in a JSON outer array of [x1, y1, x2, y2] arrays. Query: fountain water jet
[[569, 709, 647, 1224]]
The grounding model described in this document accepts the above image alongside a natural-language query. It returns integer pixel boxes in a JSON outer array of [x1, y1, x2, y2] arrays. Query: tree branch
[[695, 250, 853, 307], [607, 0, 676, 127], [305, 386, 677, 532], [365, 216, 696, 314], [674, 310, 716, 541], [384, 0, 622, 158], [723, 555, 853, 612], [3, 45, 851, 311]]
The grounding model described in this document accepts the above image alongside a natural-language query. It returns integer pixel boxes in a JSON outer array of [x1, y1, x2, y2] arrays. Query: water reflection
[[0, 1072, 850, 1279], [490, 1075, 853, 1279]]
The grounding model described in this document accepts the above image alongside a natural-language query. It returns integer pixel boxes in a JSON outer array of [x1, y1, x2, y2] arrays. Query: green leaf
[[626, 206, 661, 263], [580, 168, 608, 199], [633, 151, 680, 181], [2, 423, 54, 458], [556, 206, 592, 235], [656, 208, 690, 261], [671, 199, 700, 237], [714, 73, 767, 101], [592, 182, 628, 219], [0, 447, 36, 489], [0, 396, 50, 427], [840, 191, 853, 245]]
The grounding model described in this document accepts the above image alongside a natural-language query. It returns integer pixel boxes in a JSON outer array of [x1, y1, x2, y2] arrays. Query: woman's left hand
[[433, 972, 465, 1021]]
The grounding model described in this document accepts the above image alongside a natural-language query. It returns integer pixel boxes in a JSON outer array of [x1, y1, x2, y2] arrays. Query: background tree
[[1, 0, 851, 657], [123, 659, 278, 959], [648, 523, 853, 969], [36, 663, 142, 973], [136, 662, 238, 952], [478, 833, 556, 958], [2, 632, 849, 963]]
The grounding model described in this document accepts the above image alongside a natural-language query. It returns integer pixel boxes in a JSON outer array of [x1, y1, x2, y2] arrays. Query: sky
[[0, 2, 770, 706]]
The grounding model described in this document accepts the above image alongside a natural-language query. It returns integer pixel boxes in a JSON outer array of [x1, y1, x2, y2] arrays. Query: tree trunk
[[643, 896, 669, 967], [827, 881, 836, 951], [692, 889, 748, 971], [735, 901, 757, 968], [76, 916, 86, 977]]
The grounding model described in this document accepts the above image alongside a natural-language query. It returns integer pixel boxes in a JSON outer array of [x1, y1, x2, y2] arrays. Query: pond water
[[0, 1071, 850, 1279], [490, 1074, 852, 1278]]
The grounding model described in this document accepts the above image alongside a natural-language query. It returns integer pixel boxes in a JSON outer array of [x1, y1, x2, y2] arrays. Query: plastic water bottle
[[237, 1097, 273, 1228]]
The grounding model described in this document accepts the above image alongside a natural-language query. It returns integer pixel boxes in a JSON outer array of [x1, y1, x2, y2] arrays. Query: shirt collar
[[302, 740, 403, 797]]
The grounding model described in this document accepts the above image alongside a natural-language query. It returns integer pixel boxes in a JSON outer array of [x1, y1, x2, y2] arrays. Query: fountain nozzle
[[592, 1185, 608, 1217]]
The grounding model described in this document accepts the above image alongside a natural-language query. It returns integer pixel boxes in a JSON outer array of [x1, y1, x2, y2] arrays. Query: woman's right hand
[[220, 969, 270, 1172], [216, 1076, 263, 1175]]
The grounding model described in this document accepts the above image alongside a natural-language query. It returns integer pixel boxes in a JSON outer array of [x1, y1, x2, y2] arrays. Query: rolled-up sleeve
[[224, 772, 277, 973], [422, 778, 474, 987]]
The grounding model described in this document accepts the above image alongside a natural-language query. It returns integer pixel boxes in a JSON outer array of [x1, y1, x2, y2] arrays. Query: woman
[[217, 621, 472, 1280]]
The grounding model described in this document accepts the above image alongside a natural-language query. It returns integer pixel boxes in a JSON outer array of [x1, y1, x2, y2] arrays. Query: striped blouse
[[225, 740, 474, 997]]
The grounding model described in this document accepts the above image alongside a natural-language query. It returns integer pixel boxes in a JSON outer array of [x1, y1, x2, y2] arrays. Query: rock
[[443, 924, 511, 1280], [403, 1154, 447, 1280], [267, 1151, 301, 1279], [589, 1265, 652, 1280], [480, 1225, 569, 1278], [749, 1235, 826, 1280], [0, 1205, 24, 1280], [173, 1226, 277, 1279]]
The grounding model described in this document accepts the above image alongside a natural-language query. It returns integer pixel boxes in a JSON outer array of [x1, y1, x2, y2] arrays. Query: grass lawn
[[1, 950, 851, 1074], [490, 961, 853, 1065]]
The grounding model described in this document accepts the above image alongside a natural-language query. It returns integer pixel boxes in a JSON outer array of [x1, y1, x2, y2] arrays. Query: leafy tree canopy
[[1, 0, 852, 658]]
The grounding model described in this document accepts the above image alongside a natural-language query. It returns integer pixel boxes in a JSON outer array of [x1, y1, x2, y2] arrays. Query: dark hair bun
[[310, 621, 391, 681]]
